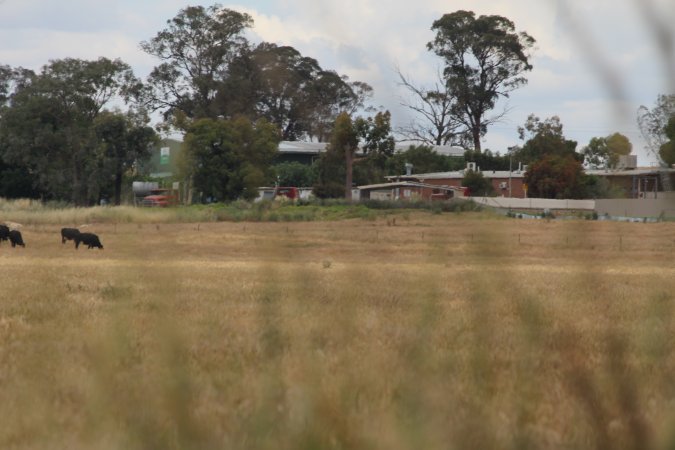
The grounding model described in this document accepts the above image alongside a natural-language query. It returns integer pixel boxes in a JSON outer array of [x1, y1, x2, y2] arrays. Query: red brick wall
[[418, 176, 527, 198], [491, 177, 526, 198]]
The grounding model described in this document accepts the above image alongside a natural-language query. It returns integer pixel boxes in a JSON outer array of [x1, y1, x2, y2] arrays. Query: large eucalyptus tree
[[428, 10, 535, 151], [140, 4, 253, 121]]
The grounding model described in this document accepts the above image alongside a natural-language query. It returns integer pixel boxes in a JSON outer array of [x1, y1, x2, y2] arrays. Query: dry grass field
[[1, 210, 675, 449]]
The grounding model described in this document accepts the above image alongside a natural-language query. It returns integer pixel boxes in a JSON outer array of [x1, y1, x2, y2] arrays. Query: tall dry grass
[[0, 197, 483, 226], [0, 212, 674, 449], [0, 198, 212, 225]]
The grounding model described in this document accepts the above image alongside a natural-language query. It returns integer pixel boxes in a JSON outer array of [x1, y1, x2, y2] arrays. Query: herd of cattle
[[0, 225, 103, 249]]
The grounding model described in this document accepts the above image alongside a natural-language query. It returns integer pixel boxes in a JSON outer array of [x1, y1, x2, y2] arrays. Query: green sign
[[160, 147, 170, 165]]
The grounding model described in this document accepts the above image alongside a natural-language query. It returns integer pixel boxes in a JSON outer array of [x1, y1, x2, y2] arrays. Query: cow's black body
[[76, 232, 103, 249], [0, 225, 9, 242], [61, 227, 81, 244], [9, 230, 25, 248]]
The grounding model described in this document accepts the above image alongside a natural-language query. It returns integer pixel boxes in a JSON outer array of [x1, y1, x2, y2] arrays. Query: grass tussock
[[0, 213, 675, 449]]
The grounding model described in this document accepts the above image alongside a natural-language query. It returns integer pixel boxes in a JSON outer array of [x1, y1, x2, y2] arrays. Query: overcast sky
[[1, 0, 673, 165]]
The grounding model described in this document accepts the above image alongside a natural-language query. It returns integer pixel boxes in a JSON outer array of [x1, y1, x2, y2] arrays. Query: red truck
[[274, 187, 299, 200], [257, 187, 300, 202], [141, 189, 179, 207]]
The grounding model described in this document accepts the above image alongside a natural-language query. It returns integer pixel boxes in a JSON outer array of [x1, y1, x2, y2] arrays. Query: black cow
[[0, 224, 8, 242], [61, 227, 81, 245], [75, 232, 103, 249], [9, 230, 25, 248]]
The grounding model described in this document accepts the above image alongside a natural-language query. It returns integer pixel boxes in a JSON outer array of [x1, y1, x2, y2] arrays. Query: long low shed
[[358, 181, 466, 201]]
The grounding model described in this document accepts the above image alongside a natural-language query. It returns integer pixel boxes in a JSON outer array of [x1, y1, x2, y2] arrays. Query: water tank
[[617, 155, 637, 169]]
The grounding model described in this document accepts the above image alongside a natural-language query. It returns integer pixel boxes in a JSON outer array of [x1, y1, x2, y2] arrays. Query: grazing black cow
[[61, 227, 81, 244], [9, 230, 25, 248], [0, 224, 9, 242], [75, 232, 103, 249]]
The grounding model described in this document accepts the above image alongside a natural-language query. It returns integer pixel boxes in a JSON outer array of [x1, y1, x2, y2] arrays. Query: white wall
[[470, 196, 675, 218], [595, 199, 675, 218], [472, 197, 596, 211]]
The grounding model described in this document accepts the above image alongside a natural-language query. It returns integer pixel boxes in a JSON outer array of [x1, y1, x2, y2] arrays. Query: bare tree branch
[[395, 66, 467, 146]]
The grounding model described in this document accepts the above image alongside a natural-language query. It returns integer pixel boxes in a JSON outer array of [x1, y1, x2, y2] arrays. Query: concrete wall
[[465, 195, 675, 218], [472, 197, 596, 211], [595, 198, 675, 218], [655, 191, 675, 200]]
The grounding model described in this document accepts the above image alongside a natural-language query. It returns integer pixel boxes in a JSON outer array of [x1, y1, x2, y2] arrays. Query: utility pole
[[507, 146, 516, 198]]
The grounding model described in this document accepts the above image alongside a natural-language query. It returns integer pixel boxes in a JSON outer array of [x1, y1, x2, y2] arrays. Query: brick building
[[387, 167, 528, 199], [385, 166, 675, 200], [358, 181, 466, 201]]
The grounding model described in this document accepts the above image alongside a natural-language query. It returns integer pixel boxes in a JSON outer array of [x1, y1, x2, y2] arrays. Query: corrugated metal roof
[[422, 145, 465, 157], [388, 170, 526, 180], [277, 141, 466, 156], [392, 144, 465, 157], [278, 141, 328, 153], [358, 181, 461, 191], [586, 167, 675, 176], [387, 166, 675, 181]]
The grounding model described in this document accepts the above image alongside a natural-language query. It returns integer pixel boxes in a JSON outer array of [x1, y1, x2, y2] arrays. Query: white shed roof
[[586, 167, 675, 176], [278, 141, 327, 154], [277, 141, 466, 157], [358, 181, 461, 190], [388, 169, 526, 181]]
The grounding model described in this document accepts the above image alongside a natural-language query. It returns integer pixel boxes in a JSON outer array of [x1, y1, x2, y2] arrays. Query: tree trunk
[[72, 160, 85, 206], [184, 176, 193, 205], [71, 169, 79, 205], [114, 170, 123, 206], [69, 134, 85, 206], [472, 127, 482, 152], [345, 149, 353, 201]]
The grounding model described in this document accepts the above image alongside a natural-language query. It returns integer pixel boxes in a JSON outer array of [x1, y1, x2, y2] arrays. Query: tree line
[[0, 4, 672, 204], [0, 6, 540, 204], [0, 59, 156, 205], [0, 5, 373, 204]]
